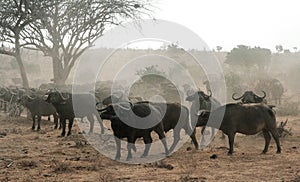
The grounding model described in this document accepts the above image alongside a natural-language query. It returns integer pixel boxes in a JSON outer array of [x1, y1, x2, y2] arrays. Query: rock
[[210, 154, 218, 159]]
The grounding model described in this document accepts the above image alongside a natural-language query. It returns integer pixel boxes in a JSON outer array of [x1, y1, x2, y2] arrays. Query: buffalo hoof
[[54, 125, 58, 129], [227, 152, 233, 156], [67, 132, 72, 136], [276, 150, 281, 154], [262, 150, 267, 154], [37, 128, 41, 131], [31, 127, 35, 131], [61, 132, 66, 137], [141, 154, 147, 158], [126, 157, 132, 161]]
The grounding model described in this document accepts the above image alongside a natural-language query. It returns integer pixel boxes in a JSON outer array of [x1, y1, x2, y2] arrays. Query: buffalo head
[[186, 90, 212, 102], [44, 90, 70, 104], [232, 91, 266, 104]]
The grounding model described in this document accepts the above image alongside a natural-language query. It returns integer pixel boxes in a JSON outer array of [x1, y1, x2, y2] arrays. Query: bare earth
[[0, 114, 299, 182]]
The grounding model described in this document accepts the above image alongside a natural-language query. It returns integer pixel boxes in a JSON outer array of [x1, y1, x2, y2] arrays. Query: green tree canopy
[[225, 45, 271, 69]]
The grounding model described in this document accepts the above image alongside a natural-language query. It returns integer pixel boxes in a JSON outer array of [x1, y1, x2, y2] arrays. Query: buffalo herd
[[0, 82, 284, 160]]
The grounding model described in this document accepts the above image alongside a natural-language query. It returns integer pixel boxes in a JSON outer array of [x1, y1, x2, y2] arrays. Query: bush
[[276, 101, 300, 116]]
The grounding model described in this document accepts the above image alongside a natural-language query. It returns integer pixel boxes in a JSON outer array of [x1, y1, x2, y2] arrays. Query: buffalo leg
[[114, 137, 121, 160], [228, 133, 235, 155], [262, 129, 271, 154], [154, 126, 169, 154], [87, 114, 94, 134], [189, 129, 199, 150], [141, 133, 152, 158], [185, 124, 199, 150], [67, 118, 74, 136], [31, 115, 36, 130], [95, 112, 105, 134], [126, 135, 135, 161], [60, 118, 66, 137], [53, 114, 59, 129], [220, 132, 226, 139], [37, 115, 41, 131], [269, 128, 281, 154], [169, 128, 180, 153]]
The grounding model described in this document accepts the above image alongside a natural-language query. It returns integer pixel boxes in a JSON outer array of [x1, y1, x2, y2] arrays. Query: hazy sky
[[154, 0, 300, 52]]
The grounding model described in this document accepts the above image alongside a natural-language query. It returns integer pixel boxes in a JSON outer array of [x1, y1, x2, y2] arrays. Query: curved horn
[[118, 102, 131, 111], [207, 90, 212, 97], [97, 105, 110, 112], [58, 91, 69, 101], [257, 90, 266, 99], [232, 92, 244, 100], [195, 109, 208, 116]]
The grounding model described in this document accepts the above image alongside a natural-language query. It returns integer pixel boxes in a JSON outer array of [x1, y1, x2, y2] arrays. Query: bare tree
[[0, 0, 33, 88], [22, 0, 154, 86]]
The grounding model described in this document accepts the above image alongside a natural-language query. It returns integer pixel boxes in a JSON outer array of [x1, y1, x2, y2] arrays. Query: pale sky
[[154, 0, 300, 52]]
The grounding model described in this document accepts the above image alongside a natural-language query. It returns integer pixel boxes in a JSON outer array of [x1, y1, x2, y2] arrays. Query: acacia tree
[[225, 45, 271, 69], [0, 0, 33, 88], [22, 0, 154, 86]]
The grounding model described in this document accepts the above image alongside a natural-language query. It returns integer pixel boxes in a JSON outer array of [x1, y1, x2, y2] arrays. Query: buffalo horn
[[257, 90, 266, 99], [58, 91, 69, 100], [118, 102, 131, 111], [232, 93, 244, 100]]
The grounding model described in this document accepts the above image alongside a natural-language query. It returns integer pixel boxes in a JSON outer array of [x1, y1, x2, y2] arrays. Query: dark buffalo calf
[[197, 103, 281, 155]]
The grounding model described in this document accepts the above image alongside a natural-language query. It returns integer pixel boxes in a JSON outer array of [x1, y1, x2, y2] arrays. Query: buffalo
[[186, 90, 223, 141], [19, 94, 59, 130], [98, 102, 169, 160], [99, 97, 200, 152], [197, 103, 281, 155], [45, 90, 105, 137], [269, 79, 284, 105], [232, 91, 267, 104], [145, 101, 199, 152]]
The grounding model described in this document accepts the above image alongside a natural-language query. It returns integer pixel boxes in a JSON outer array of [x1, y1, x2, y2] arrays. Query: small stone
[[210, 154, 218, 159]]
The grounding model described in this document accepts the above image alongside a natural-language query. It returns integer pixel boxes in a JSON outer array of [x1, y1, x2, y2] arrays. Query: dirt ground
[[0, 113, 299, 182]]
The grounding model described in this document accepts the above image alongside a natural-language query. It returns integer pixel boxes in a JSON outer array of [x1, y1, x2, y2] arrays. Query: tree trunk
[[15, 33, 29, 89], [52, 57, 67, 86]]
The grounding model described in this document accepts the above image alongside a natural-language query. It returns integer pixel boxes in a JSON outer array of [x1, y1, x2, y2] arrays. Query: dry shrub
[[277, 101, 299, 116], [53, 161, 73, 173], [179, 175, 206, 182], [18, 160, 37, 169]]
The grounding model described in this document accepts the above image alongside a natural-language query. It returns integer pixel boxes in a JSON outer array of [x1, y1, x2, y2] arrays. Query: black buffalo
[[45, 91, 105, 137], [142, 101, 199, 152], [19, 95, 59, 130], [197, 103, 281, 155], [98, 102, 168, 160], [232, 91, 267, 104], [99, 98, 200, 152], [186, 90, 223, 141]]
